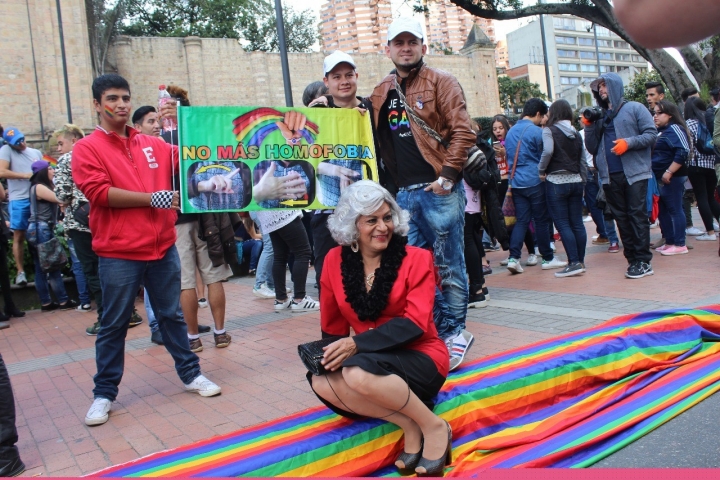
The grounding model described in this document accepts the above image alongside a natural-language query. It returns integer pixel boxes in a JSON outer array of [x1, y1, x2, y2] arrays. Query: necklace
[[365, 272, 375, 287]]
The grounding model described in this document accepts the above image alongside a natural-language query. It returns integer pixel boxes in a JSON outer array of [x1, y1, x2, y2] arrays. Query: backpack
[[695, 121, 715, 155]]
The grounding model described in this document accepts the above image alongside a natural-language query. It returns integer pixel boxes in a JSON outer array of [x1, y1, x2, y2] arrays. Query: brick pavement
[[3, 213, 720, 476]]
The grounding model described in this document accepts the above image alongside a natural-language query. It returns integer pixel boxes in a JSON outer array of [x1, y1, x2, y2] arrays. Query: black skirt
[[306, 348, 446, 420]]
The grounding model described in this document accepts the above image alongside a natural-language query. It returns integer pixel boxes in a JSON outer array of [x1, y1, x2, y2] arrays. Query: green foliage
[[430, 42, 454, 55], [498, 76, 546, 114], [121, 0, 316, 52], [623, 70, 674, 105], [473, 115, 521, 135], [6, 240, 36, 284]]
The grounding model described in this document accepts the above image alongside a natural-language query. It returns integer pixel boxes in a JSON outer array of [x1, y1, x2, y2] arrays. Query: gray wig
[[327, 180, 410, 246]]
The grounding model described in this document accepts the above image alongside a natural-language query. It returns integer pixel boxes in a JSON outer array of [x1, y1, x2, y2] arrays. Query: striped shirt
[[686, 119, 715, 169]]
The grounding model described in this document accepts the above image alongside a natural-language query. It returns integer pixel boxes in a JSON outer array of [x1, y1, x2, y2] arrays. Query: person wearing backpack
[[684, 97, 720, 241]]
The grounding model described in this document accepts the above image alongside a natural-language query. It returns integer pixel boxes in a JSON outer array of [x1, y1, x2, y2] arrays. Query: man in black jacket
[[0, 353, 24, 477]]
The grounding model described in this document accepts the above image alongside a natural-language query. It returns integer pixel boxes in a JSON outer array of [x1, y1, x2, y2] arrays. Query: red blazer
[[320, 244, 449, 377]]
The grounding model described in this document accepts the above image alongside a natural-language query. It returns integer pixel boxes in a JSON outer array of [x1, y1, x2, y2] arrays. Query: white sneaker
[[696, 233, 717, 241], [500, 258, 509, 266], [583, 215, 592, 223], [507, 258, 524, 274], [77, 304, 92, 312], [526, 254, 539, 266], [550, 241, 556, 252], [15, 271, 27, 286], [197, 297, 209, 309], [542, 257, 567, 270], [686, 226, 705, 236], [447, 330, 474, 371], [85, 398, 112, 426], [274, 298, 292, 311], [290, 296, 320, 312], [714, 220, 719, 231], [253, 284, 276, 299], [184, 374, 221, 397], [650, 220, 659, 229]]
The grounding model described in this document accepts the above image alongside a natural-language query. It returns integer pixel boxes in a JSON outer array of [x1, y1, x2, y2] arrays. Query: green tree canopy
[[498, 76, 546, 113], [623, 70, 673, 106]]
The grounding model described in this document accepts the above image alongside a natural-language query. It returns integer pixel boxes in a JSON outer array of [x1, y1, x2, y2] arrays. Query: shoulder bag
[[30, 186, 68, 273], [392, 77, 486, 179], [501, 125, 532, 231]]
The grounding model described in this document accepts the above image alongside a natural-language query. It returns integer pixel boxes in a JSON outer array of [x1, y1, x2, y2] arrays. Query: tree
[[415, 0, 696, 103], [85, 0, 125, 76], [498, 76, 546, 113], [239, 2, 317, 52], [623, 70, 673, 105]]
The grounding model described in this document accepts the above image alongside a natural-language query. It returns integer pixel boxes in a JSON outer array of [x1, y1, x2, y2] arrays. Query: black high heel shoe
[[415, 421, 452, 477], [395, 436, 423, 473]]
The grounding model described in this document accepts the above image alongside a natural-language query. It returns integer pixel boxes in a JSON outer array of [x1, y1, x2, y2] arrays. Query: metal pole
[[593, 24, 602, 77], [55, 0, 72, 123], [274, 0, 293, 107], [25, 0, 46, 146], [539, 14, 553, 100]]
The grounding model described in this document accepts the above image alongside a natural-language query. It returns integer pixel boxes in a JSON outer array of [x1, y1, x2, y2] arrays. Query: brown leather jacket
[[370, 62, 476, 184]]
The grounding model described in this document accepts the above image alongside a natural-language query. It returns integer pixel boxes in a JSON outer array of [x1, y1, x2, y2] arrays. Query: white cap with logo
[[386, 17, 424, 43], [323, 51, 357, 76]]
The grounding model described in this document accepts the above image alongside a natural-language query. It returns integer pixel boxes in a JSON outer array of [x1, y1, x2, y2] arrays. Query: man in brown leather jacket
[[369, 17, 477, 371]]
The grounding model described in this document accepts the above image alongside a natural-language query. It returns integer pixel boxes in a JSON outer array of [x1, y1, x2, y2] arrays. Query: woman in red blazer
[[309, 180, 451, 477]]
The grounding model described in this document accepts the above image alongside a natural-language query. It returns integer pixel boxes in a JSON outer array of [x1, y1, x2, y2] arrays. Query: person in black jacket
[[0, 353, 24, 476]]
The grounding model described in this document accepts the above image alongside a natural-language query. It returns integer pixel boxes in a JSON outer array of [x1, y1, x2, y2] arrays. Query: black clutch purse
[[298, 336, 343, 376]]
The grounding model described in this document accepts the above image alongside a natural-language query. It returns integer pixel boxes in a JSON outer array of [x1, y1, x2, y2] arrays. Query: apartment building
[[507, 15, 648, 106], [424, 1, 495, 54], [496, 39, 509, 70], [320, 0, 393, 54]]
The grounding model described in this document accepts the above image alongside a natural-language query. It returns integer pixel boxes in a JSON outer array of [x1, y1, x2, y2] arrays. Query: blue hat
[[3, 127, 25, 146]]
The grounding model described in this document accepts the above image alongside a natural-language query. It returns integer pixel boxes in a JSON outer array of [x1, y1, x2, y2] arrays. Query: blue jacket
[[505, 119, 543, 189], [652, 124, 690, 173], [584, 73, 657, 185]]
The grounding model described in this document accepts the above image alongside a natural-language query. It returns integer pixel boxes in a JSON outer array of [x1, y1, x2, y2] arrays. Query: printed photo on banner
[[178, 106, 378, 213]]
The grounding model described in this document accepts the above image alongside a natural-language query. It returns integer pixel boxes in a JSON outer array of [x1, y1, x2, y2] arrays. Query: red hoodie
[[72, 126, 179, 261]]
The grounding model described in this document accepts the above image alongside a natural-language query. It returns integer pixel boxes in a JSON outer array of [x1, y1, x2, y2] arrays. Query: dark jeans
[[657, 174, 688, 247], [687, 167, 720, 232], [27, 222, 69, 305], [67, 229, 103, 322], [585, 169, 619, 243], [310, 212, 338, 293], [546, 181, 587, 264], [464, 213, 485, 291], [683, 188, 694, 228], [604, 172, 652, 264], [0, 353, 20, 465], [94, 246, 200, 401], [0, 241, 17, 313], [509, 183, 553, 261], [240, 239, 263, 270], [499, 179, 535, 253], [269, 217, 312, 301]]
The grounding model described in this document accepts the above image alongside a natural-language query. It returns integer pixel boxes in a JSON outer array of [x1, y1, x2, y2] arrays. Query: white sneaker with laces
[[184, 374, 221, 397], [696, 233, 717, 241], [85, 397, 112, 426], [507, 258, 524, 274], [253, 284, 276, 299], [583, 215, 592, 223], [686, 226, 705, 236], [500, 258, 509, 266], [526, 254, 539, 266], [197, 298, 209, 309], [550, 241, 556, 252], [274, 298, 292, 311], [448, 330, 474, 371], [542, 257, 568, 270], [290, 296, 320, 312], [15, 271, 27, 286], [77, 304, 92, 312]]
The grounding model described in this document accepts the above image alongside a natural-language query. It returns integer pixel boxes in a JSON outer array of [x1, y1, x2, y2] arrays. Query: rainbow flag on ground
[[94, 307, 720, 477]]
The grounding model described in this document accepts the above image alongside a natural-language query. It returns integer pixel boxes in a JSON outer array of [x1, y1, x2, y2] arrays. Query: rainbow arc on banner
[[232, 107, 319, 147], [93, 307, 720, 477]]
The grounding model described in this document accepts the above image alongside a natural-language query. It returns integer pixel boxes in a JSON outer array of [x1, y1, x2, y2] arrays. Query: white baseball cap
[[323, 51, 357, 76], [387, 17, 424, 43]]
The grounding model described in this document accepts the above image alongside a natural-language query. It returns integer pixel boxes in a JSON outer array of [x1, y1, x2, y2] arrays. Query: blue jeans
[[657, 175, 687, 247], [240, 239, 263, 270], [509, 183, 553, 261], [68, 238, 90, 305], [397, 185, 467, 340], [27, 222, 69, 306], [145, 292, 183, 335], [585, 170, 619, 244], [250, 212, 274, 290], [546, 181, 587, 264], [94, 245, 200, 401]]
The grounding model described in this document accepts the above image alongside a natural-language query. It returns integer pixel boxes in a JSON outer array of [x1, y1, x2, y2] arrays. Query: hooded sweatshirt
[[538, 120, 587, 183], [584, 73, 657, 185]]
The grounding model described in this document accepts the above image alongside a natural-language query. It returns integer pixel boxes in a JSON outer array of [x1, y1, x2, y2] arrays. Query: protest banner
[[178, 106, 378, 213]]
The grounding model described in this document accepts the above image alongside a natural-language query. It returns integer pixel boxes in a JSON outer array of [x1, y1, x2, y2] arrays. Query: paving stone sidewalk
[[3, 216, 720, 476]]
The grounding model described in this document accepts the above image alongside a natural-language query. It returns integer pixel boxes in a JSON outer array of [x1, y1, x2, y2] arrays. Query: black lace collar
[[340, 235, 408, 322]]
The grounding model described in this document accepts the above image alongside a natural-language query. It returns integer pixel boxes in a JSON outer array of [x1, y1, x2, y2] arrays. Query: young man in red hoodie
[[73, 74, 221, 426]]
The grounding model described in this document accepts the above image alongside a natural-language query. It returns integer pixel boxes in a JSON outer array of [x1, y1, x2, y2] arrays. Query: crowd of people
[[2, 13, 720, 479]]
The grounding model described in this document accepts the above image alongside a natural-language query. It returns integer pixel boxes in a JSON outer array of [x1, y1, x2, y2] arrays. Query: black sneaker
[[58, 299, 79, 310], [129, 309, 143, 327], [482, 286, 489, 300], [198, 324, 212, 334], [626, 261, 653, 279], [86, 322, 101, 336], [468, 293, 487, 308], [555, 262, 585, 278], [150, 330, 164, 345], [41, 302, 59, 312]]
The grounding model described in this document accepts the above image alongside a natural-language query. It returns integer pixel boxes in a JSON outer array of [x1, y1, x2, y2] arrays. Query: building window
[[580, 64, 597, 72], [555, 36, 576, 44], [579, 51, 596, 59], [616, 53, 630, 61], [560, 77, 581, 85], [553, 17, 576, 30], [598, 52, 613, 60], [614, 41, 630, 49], [557, 50, 578, 58], [595, 26, 611, 37], [617, 66, 630, 72], [596, 39, 612, 47], [559, 63, 579, 71], [631, 55, 643, 62], [578, 38, 594, 46], [600, 65, 611, 73]]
